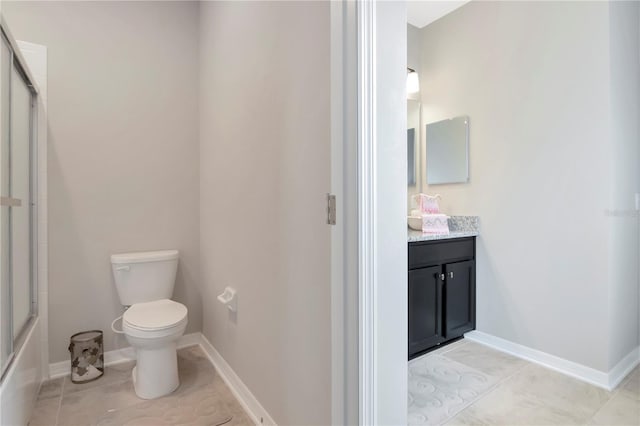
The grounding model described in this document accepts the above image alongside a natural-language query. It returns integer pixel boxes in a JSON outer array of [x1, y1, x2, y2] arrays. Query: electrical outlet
[[636, 193, 640, 211]]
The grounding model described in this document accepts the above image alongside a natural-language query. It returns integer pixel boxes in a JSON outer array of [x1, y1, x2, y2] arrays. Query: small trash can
[[68, 330, 104, 384]]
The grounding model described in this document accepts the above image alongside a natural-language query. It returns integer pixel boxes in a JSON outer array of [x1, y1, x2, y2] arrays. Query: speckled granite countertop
[[408, 216, 479, 242]]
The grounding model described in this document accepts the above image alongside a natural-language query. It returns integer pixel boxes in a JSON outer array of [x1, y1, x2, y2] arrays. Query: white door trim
[[356, 1, 408, 424], [357, 1, 377, 424], [331, 1, 359, 425]]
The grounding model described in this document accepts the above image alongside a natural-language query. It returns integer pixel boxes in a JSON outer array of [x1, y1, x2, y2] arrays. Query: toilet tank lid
[[111, 250, 179, 264]]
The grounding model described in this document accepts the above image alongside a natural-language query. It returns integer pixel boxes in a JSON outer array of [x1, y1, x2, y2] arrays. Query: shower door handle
[[0, 197, 22, 207]]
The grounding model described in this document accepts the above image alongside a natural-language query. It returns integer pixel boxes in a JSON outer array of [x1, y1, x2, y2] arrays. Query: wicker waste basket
[[68, 330, 104, 384]]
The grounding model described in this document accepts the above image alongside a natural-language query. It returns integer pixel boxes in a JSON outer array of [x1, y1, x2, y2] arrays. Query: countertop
[[408, 215, 479, 243]]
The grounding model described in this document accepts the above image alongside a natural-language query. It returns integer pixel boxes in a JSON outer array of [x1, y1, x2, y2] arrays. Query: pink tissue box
[[422, 214, 450, 235]]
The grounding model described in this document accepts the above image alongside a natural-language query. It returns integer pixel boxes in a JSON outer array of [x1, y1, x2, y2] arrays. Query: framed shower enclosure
[[0, 27, 38, 380]]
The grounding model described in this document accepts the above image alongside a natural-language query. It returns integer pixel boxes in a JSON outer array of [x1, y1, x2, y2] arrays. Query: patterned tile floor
[[29, 346, 253, 426], [411, 339, 640, 426]]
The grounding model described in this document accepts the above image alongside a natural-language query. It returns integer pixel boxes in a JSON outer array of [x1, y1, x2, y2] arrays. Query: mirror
[[425, 116, 469, 184], [408, 128, 415, 185], [407, 100, 421, 210], [407, 100, 420, 186]]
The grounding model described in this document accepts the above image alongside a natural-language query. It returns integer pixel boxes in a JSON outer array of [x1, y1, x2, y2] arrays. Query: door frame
[[330, 1, 359, 424], [331, 1, 408, 424], [359, 1, 408, 424]]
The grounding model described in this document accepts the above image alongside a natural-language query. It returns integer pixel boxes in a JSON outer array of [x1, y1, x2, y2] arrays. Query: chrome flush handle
[[449, 271, 454, 279]]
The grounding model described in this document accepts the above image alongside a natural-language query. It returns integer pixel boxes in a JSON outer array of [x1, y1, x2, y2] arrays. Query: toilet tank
[[111, 250, 179, 306]]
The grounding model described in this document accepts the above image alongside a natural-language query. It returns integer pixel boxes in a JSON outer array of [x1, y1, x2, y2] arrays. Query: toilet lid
[[123, 299, 188, 330]]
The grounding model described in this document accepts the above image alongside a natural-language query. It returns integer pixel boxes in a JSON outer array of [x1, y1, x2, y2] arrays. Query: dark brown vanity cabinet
[[408, 237, 476, 359]]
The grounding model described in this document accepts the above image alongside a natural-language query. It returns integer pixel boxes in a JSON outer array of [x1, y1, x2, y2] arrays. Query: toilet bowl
[[110, 250, 188, 400], [122, 299, 188, 399]]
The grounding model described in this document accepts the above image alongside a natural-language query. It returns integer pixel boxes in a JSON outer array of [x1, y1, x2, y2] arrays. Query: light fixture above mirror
[[406, 68, 420, 95]]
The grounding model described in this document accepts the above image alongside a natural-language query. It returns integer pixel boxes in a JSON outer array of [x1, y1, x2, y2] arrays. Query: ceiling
[[407, 0, 471, 28]]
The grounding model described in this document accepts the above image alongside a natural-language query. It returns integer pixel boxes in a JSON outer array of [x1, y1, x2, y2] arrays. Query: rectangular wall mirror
[[407, 99, 420, 188], [425, 115, 469, 184], [407, 128, 415, 185]]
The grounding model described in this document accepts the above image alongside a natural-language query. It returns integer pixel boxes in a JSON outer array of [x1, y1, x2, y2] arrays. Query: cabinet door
[[408, 265, 443, 357], [444, 260, 475, 339]]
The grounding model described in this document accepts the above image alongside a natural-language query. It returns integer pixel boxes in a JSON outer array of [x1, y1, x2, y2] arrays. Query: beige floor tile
[[449, 363, 612, 425], [28, 396, 60, 426], [38, 377, 65, 401], [201, 367, 254, 425], [95, 403, 173, 426], [453, 384, 587, 425], [31, 346, 253, 426], [226, 413, 254, 426], [445, 409, 491, 425], [178, 345, 212, 365], [63, 361, 135, 395], [96, 382, 233, 426], [590, 392, 640, 426], [409, 340, 636, 425], [57, 380, 144, 425], [212, 380, 255, 426], [442, 341, 528, 379], [619, 366, 640, 401], [224, 405, 254, 426], [175, 347, 218, 393], [503, 364, 611, 420], [426, 338, 469, 357]]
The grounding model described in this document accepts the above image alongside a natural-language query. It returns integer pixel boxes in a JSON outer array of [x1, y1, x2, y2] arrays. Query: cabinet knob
[[440, 273, 445, 281], [449, 271, 454, 279]]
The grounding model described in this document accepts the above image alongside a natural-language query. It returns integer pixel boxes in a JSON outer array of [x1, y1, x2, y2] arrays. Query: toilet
[[110, 250, 188, 399]]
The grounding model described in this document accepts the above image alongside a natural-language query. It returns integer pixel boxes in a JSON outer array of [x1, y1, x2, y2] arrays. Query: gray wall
[[608, 0, 640, 369], [416, 1, 618, 371], [4, 1, 202, 363], [199, 2, 331, 424]]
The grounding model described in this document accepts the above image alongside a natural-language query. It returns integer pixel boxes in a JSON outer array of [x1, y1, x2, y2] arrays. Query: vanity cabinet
[[408, 237, 476, 359]]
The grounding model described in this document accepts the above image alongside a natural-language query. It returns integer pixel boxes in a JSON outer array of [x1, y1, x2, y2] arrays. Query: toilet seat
[[123, 299, 187, 338]]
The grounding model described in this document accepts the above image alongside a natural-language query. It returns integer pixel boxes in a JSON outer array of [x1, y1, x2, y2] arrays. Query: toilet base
[[131, 341, 180, 399]]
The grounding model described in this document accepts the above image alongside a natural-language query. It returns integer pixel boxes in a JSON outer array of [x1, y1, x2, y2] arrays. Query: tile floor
[[28, 340, 640, 426], [28, 346, 254, 426], [410, 339, 640, 426]]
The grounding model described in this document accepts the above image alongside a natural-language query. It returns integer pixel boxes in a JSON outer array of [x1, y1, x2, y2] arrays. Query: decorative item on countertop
[[412, 193, 442, 214], [421, 213, 450, 235], [410, 193, 450, 235], [68, 330, 104, 383]]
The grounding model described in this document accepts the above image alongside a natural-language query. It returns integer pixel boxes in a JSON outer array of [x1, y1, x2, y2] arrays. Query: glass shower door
[[0, 31, 11, 374], [0, 33, 36, 378], [11, 58, 33, 338]]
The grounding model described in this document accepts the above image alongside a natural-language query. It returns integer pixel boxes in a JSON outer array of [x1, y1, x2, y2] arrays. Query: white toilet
[[110, 250, 188, 399]]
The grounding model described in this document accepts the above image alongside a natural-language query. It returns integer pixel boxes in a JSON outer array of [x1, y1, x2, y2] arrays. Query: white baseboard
[[49, 358, 73, 380], [48, 332, 201, 379], [608, 346, 640, 389], [199, 334, 276, 426], [177, 332, 202, 350], [465, 330, 639, 391]]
